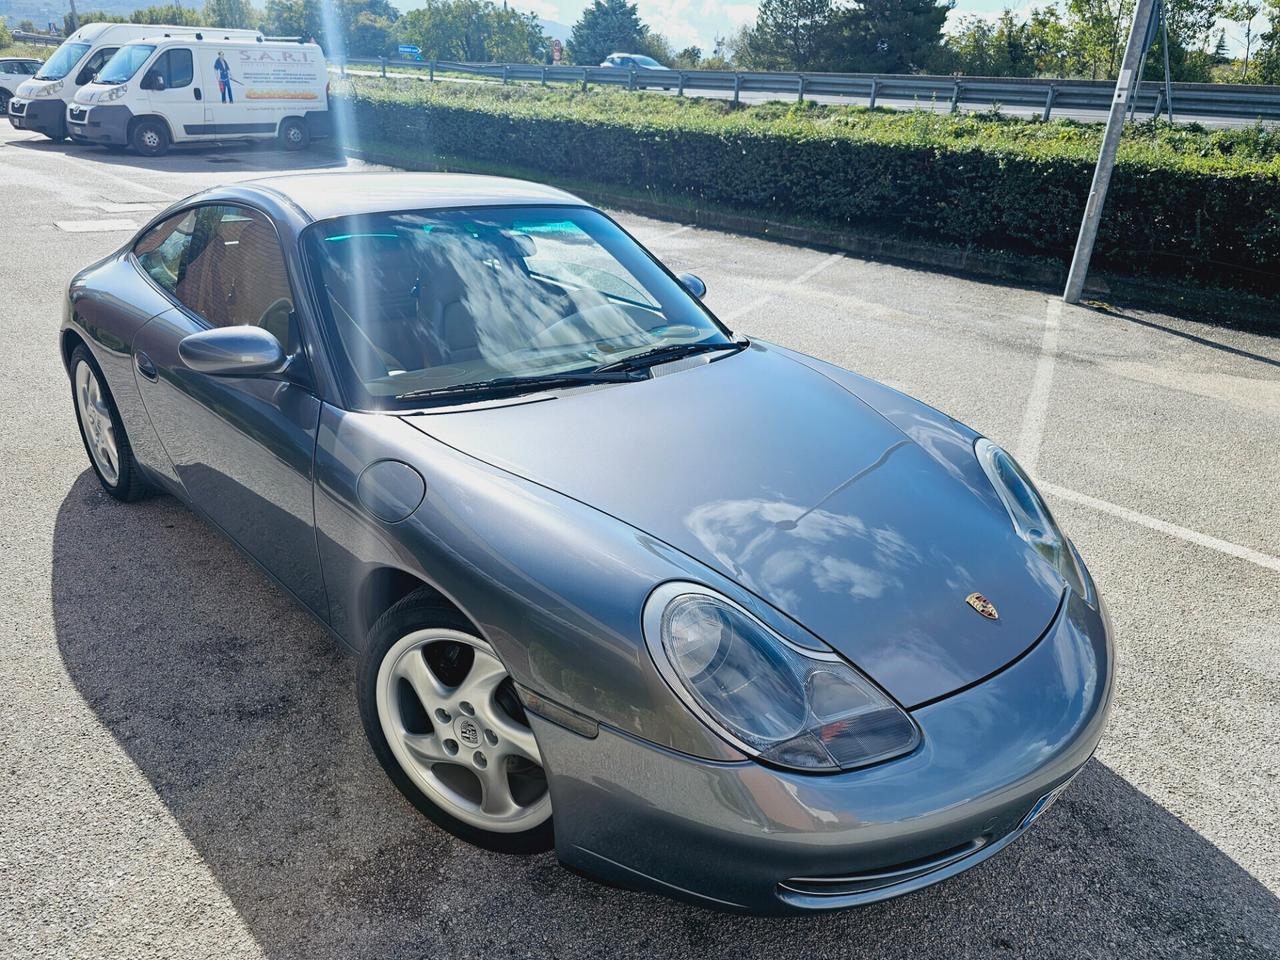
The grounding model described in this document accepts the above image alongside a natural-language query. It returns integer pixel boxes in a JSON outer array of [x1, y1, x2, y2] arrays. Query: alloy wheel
[[75, 360, 119, 486], [376, 629, 551, 833]]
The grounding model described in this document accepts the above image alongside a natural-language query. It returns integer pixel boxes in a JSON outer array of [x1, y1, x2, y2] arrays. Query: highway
[[0, 125, 1277, 959]]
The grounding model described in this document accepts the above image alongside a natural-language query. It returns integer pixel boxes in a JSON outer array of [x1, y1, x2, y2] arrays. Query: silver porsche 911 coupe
[[61, 172, 1113, 914]]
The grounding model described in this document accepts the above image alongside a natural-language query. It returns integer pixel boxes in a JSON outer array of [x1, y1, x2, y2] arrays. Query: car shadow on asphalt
[[51, 472, 1280, 960]]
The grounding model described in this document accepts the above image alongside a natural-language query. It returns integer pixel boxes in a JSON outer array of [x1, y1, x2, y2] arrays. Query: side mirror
[[179, 326, 285, 377], [678, 272, 706, 299], [142, 70, 165, 91]]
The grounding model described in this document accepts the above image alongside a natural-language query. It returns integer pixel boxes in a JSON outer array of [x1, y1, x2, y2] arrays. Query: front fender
[[313, 403, 745, 761]]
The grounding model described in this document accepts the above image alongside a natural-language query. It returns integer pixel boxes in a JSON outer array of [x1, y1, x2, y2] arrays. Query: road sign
[[398, 44, 422, 61], [552, 39, 562, 65]]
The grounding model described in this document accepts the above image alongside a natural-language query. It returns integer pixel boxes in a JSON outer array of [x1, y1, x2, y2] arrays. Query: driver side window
[[75, 47, 116, 86], [133, 210, 198, 295], [172, 206, 296, 347]]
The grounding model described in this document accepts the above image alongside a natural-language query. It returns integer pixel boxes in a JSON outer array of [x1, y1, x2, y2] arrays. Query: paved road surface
[[347, 67, 1271, 128], [1, 126, 1278, 960]]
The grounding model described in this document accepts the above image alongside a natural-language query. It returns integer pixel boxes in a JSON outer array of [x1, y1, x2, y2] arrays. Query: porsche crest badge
[[965, 592, 999, 620]]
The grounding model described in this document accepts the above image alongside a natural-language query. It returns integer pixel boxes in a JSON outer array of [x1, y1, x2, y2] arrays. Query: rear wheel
[[131, 118, 170, 157], [0, 90, 10, 114], [278, 117, 309, 152], [358, 591, 554, 853], [69, 345, 149, 502]]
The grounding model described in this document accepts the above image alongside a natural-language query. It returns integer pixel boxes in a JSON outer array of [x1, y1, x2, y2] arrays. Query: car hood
[[404, 342, 1065, 707]]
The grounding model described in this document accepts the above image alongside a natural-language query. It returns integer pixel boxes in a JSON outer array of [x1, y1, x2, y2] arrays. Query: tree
[[1224, 0, 1263, 76], [567, 0, 652, 65], [672, 45, 702, 68], [0, 21, 11, 50], [130, 5, 205, 26], [829, 0, 953, 74], [203, 0, 256, 29], [396, 0, 548, 63], [736, 0, 837, 71], [262, 0, 400, 58]]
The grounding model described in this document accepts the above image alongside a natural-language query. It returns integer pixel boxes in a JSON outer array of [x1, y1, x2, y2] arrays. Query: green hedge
[[338, 80, 1280, 289]]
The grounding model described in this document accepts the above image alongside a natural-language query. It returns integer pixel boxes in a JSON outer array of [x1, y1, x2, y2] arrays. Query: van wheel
[[279, 117, 310, 152], [131, 119, 170, 157], [0, 91, 10, 114]]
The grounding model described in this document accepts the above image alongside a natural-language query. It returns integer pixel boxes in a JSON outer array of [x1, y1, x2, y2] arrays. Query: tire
[[130, 118, 170, 157], [69, 345, 150, 502], [0, 91, 10, 115], [278, 117, 310, 152], [358, 589, 554, 854]]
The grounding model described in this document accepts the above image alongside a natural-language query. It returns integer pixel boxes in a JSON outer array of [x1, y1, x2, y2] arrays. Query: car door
[[131, 203, 329, 618], [142, 47, 210, 139]]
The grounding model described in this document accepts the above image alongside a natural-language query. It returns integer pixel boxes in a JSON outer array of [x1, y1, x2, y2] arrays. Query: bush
[[339, 79, 1280, 289], [0, 21, 13, 50]]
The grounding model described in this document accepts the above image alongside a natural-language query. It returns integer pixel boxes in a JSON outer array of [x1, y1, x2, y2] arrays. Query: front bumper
[[66, 104, 133, 146], [7, 97, 66, 137], [535, 589, 1114, 914]]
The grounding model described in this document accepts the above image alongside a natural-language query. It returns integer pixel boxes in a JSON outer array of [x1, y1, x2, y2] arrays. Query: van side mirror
[[179, 326, 285, 377], [678, 273, 707, 299], [142, 70, 165, 91]]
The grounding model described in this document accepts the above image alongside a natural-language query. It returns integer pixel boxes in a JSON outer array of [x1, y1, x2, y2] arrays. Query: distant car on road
[[61, 172, 1112, 914], [0, 57, 43, 115], [600, 52, 676, 88]]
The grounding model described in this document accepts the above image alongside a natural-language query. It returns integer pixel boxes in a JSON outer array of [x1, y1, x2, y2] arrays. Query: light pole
[[1062, 0, 1158, 304]]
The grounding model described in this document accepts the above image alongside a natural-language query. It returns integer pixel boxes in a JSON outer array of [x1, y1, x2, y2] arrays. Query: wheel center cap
[[455, 716, 481, 748]]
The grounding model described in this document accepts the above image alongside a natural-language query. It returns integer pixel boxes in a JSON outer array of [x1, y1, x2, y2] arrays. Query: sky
[[491, 0, 1260, 57], [504, 0, 1040, 51]]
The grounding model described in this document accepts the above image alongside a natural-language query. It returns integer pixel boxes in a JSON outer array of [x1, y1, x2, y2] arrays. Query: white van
[[68, 37, 330, 156], [6, 22, 262, 141]]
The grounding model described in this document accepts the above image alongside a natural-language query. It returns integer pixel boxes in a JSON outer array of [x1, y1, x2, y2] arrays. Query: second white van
[[68, 36, 330, 156], [6, 22, 262, 140]]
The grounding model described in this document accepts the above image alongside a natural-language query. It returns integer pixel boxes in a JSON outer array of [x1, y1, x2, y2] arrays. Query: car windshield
[[305, 206, 731, 409], [97, 44, 155, 84], [34, 41, 90, 80]]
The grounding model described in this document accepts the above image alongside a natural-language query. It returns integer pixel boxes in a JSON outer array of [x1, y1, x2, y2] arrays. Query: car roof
[[239, 172, 590, 222]]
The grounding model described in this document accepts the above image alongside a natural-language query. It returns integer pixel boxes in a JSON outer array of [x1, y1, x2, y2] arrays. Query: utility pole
[[68, 0, 80, 33], [1062, 0, 1158, 304]]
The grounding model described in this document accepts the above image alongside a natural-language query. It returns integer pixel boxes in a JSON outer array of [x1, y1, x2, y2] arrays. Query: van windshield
[[34, 42, 90, 80], [98, 44, 156, 84]]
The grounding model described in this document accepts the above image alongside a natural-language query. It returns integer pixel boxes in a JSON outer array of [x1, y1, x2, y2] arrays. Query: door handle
[[194, 88, 202, 101], [135, 351, 158, 382]]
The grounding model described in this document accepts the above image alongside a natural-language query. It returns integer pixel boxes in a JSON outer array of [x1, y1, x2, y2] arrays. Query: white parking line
[[644, 224, 691, 243], [55, 219, 138, 233], [724, 252, 844, 323], [1042, 481, 1280, 575], [1017, 298, 1062, 471]]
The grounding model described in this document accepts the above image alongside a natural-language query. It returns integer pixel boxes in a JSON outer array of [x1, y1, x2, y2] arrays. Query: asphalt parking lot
[[1, 126, 1277, 960]]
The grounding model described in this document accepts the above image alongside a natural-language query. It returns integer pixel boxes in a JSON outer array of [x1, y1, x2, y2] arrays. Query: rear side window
[[156, 49, 193, 89], [173, 206, 295, 341], [133, 210, 198, 295]]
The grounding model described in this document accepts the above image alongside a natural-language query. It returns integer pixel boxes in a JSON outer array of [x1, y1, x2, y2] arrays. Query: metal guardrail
[[11, 31, 62, 47], [340, 57, 1280, 123]]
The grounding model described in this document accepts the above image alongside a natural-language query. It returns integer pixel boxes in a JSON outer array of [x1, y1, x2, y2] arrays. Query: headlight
[[34, 81, 64, 98], [643, 583, 920, 772], [975, 438, 1086, 596], [100, 85, 127, 102]]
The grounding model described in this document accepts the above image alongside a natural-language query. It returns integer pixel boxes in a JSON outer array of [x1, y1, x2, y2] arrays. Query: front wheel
[[130, 118, 169, 157], [358, 591, 554, 853], [0, 91, 10, 114]]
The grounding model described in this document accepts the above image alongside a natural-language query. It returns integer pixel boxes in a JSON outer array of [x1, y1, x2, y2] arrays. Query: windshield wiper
[[594, 339, 748, 374], [396, 369, 643, 404]]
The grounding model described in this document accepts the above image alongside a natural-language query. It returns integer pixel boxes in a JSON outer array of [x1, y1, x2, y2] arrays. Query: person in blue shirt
[[214, 52, 233, 103]]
